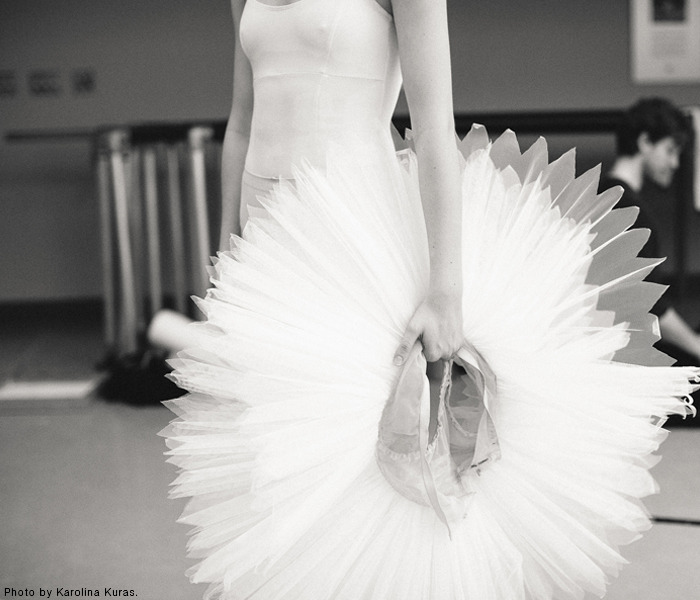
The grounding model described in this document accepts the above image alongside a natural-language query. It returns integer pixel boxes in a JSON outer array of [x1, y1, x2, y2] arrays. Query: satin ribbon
[[417, 356, 454, 538], [416, 341, 498, 538]]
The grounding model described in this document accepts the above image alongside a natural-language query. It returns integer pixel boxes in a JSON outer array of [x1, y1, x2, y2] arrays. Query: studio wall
[[1, 0, 699, 301]]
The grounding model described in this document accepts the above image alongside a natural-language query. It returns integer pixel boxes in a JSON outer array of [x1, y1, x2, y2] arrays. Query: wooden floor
[[1, 302, 699, 600]]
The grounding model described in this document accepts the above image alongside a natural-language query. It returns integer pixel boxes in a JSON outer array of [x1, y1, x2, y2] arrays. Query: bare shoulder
[[390, 0, 445, 9], [390, 0, 446, 18], [390, 0, 447, 42]]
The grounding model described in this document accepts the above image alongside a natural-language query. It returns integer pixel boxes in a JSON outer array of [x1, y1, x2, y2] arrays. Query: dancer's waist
[[245, 73, 396, 179]]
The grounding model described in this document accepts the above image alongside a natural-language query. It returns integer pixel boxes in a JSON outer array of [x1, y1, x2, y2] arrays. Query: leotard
[[239, 0, 402, 222]]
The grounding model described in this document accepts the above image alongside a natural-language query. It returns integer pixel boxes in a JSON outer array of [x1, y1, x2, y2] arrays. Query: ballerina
[[161, 1, 698, 599]]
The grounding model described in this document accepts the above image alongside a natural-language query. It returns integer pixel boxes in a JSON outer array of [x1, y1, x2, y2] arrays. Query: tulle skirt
[[161, 125, 697, 600]]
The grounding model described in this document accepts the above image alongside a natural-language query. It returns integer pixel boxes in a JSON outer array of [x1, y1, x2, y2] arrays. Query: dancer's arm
[[391, 0, 463, 364], [219, 0, 254, 250]]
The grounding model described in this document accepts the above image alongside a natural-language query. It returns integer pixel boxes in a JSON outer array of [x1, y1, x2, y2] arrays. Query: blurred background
[[2, 1, 700, 304], [1, 1, 699, 599]]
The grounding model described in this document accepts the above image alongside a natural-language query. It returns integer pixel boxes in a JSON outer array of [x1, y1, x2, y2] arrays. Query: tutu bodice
[[241, 0, 402, 178]]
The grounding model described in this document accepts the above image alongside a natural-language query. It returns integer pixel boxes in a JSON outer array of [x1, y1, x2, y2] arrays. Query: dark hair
[[616, 97, 688, 156]]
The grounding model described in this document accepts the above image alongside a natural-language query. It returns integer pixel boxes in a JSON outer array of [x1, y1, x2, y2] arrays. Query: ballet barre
[[5, 109, 695, 359]]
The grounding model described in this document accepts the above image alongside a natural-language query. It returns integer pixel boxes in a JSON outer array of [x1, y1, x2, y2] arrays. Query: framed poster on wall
[[631, 0, 700, 83]]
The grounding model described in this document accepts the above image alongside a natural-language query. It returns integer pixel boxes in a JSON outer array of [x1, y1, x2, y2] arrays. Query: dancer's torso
[[241, 0, 402, 179]]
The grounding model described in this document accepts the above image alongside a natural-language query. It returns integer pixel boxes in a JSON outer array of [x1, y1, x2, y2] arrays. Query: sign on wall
[[631, 0, 700, 83]]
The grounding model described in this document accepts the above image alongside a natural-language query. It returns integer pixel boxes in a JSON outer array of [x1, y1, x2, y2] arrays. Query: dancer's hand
[[394, 291, 463, 365]]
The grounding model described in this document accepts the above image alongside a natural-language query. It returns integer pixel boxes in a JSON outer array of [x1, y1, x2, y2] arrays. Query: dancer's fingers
[[393, 321, 422, 366]]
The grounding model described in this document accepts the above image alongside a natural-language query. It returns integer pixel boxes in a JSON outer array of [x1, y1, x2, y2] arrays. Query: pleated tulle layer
[[161, 126, 697, 600]]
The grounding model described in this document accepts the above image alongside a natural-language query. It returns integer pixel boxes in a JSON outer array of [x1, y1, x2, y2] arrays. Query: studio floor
[[1, 302, 699, 600]]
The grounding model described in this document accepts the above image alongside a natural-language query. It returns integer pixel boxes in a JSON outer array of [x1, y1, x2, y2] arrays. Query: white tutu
[[161, 125, 697, 600]]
